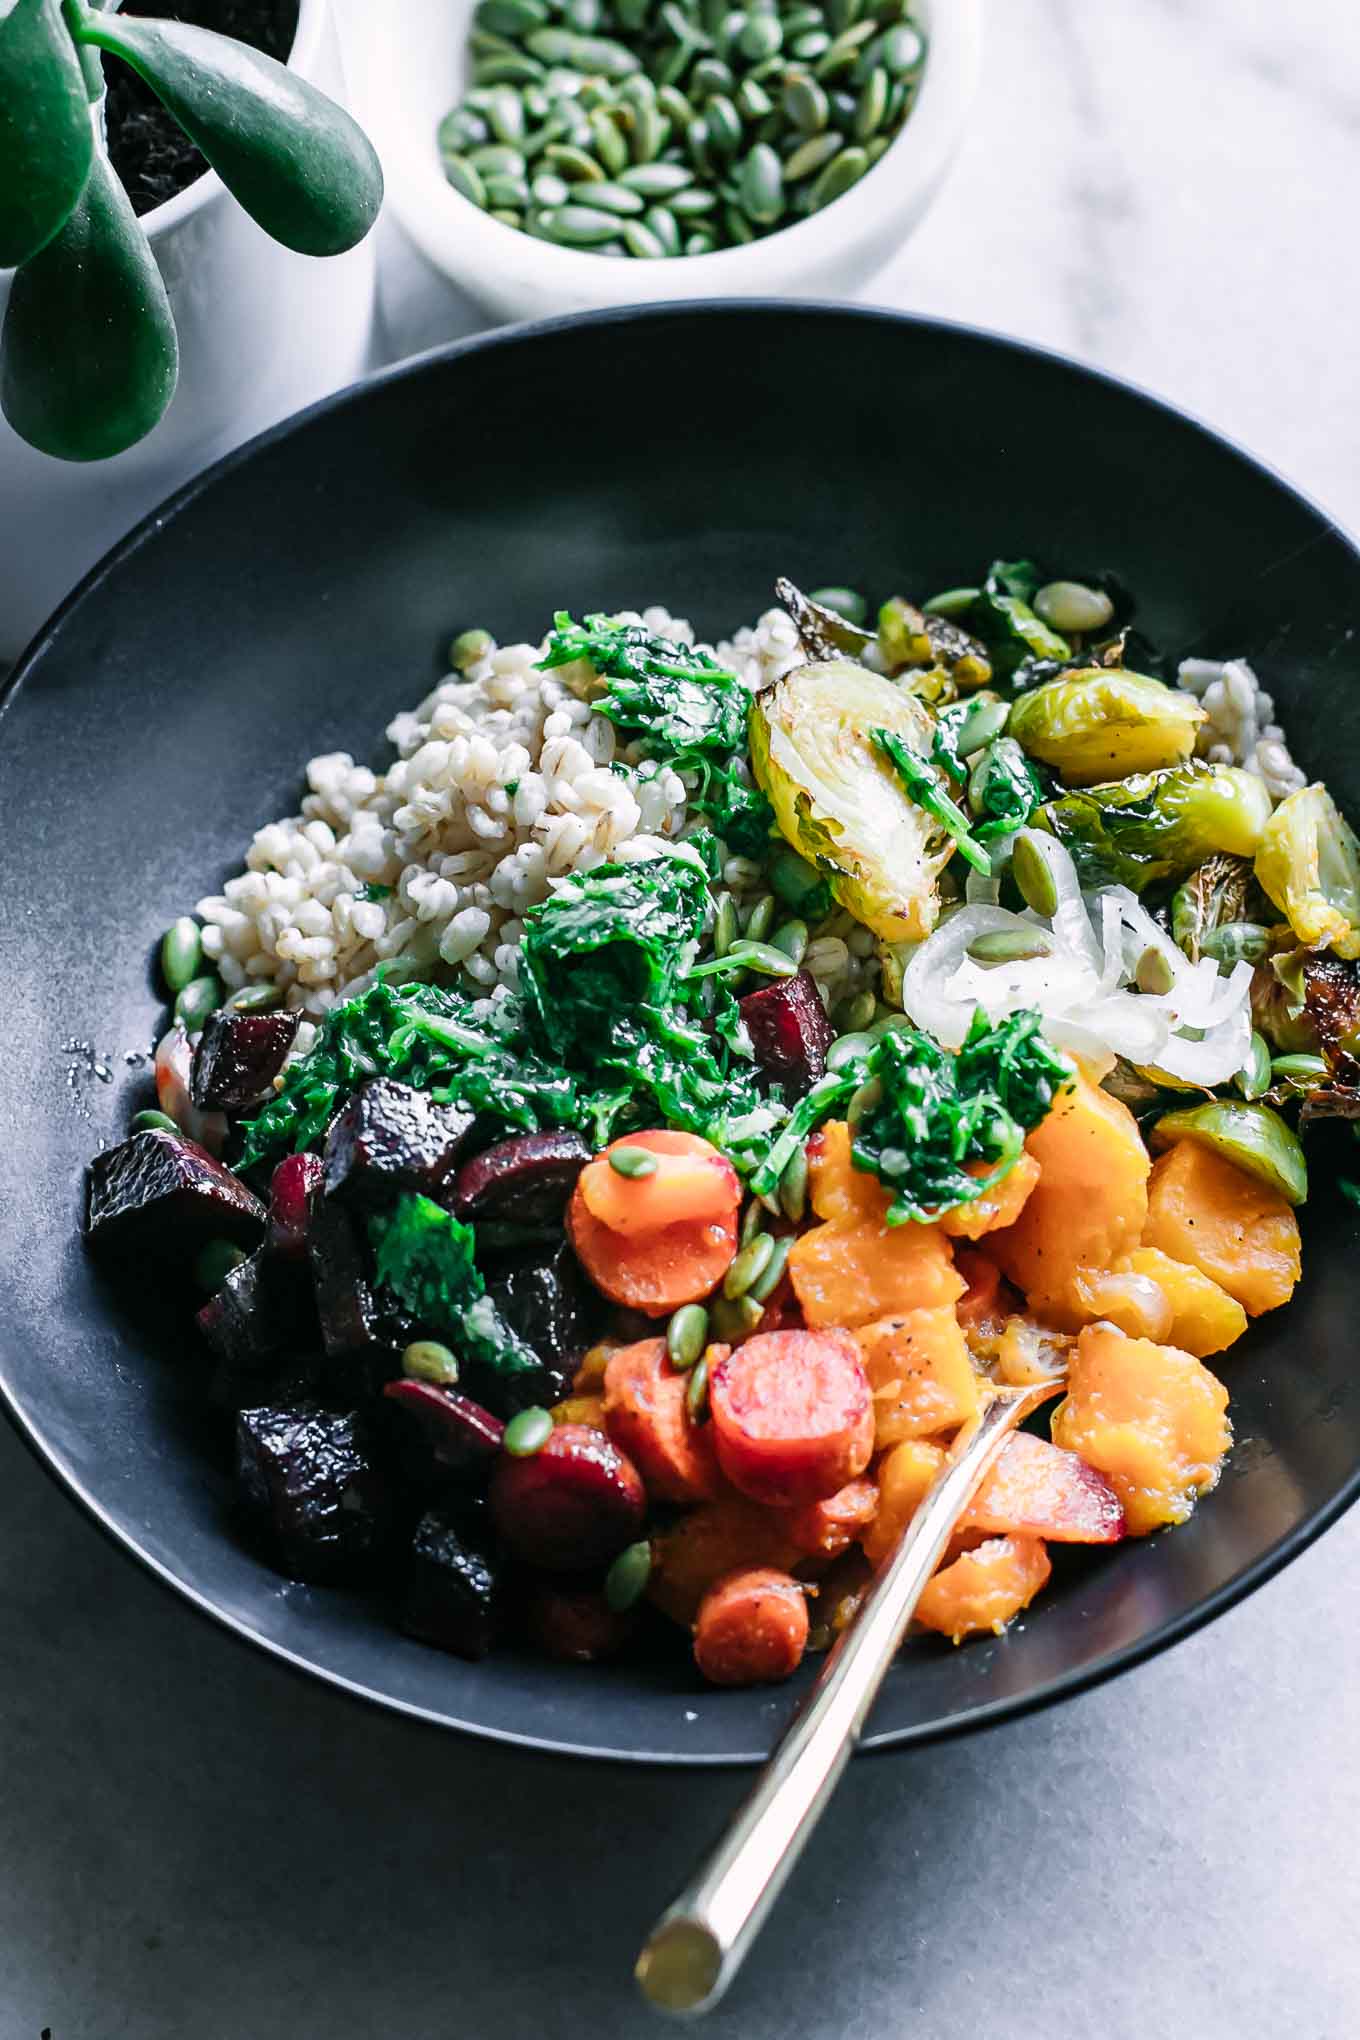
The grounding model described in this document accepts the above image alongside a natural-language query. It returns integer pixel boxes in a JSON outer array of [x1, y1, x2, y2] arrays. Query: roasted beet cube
[[235, 1403, 389, 1581], [307, 1197, 407, 1393], [267, 1151, 325, 1261], [523, 1582, 637, 1663], [86, 1129, 265, 1265], [489, 1423, 646, 1573], [478, 1241, 600, 1411], [197, 1249, 317, 1373], [739, 969, 834, 1091], [190, 1009, 300, 1112], [450, 1130, 591, 1224], [400, 1508, 503, 1659], [382, 1378, 505, 1473], [322, 1078, 476, 1210]]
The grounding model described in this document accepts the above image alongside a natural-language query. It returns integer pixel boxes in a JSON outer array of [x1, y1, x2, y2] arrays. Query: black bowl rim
[[3, 298, 1358, 1768]]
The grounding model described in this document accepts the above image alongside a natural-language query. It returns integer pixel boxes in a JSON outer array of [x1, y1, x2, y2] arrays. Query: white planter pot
[[0, 0, 376, 663]]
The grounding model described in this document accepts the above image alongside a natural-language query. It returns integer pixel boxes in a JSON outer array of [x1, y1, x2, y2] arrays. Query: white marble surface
[[5, 3, 1360, 2036]]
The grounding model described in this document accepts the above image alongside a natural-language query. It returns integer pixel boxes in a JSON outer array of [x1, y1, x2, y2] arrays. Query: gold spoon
[[635, 1375, 1065, 2017]]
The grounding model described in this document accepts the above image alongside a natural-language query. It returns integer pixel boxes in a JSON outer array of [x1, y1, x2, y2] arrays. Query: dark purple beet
[[477, 1240, 600, 1412], [86, 1129, 265, 1262], [197, 1247, 317, 1373], [190, 1009, 299, 1111], [489, 1422, 646, 1573], [381, 1378, 505, 1473], [322, 1078, 476, 1210], [235, 1403, 388, 1581], [450, 1130, 591, 1223], [400, 1508, 502, 1659], [738, 969, 835, 1090], [523, 1582, 637, 1663], [267, 1151, 324, 1261], [307, 1196, 407, 1393]]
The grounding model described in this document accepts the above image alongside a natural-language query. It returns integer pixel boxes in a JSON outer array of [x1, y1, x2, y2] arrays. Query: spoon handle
[[635, 1378, 1063, 2018]]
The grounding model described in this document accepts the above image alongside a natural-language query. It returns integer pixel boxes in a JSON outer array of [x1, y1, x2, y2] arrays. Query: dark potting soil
[[104, 0, 301, 217]]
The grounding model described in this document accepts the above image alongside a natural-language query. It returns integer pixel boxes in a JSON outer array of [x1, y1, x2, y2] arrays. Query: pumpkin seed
[[744, 893, 776, 943], [724, 1231, 775, 1298], [686, 1352, 712, 1421], [484, 172, 530, 208], [583, 179, 646, 214], [468, 142, 526, 176], [1135, 944, 1177, 995], [723, 199, 755, 242], [1235, 1031, 1273, 1101], [814, 19, 877, 77], [791, 28, 831, 59], [623, 217, 668, 257], [450, 625, 494, 669], [1009, 829, 1059, 917], [160, 916, 202, 993], [1033, 579, 1115, 635], [1270, 1052, 1330, 1087], [1201, 920, 1271, 968], [726, 939, 799, 978], [544, 142, 606, 180], [807, 584, 866, 623], [847, 1075, 882, 1128], [710, 1293, 764, 1341], [439, 108, 489, 152], [736, 76, 773, 119], [175, 975, 221, 1034], [474, 53, 548, 85], [489, 207, 523, 227], [503, 1406, 554, 1456], [826, 1029, 875, 1072], [227, 983, 284, 1014], [739, 11, 783, 59], [779, 1141, 809, 1222], [705, 93, 743, 155], [540, 202, 624, 243], [880, 21, 925, 74], [402, 1339, 460, 1386], [739, 139, 785, 219], [807, 141, 868, 207], [770, 917, 809, 964], [442, 153, 487, 206], [656, 83, 694, 125], [747, 1232, 791, 1303], [740, 1197, 766, 1248], [667, 1303, 710, 1369], [666, 186, 720, 216], [967, 928, 1053, 966], [923, 585, 981, 618], [131, 1109, 179, 1135], [686, 115, 713, 173], [609, 1143, 660, 1177], [832, 987, 877, 1033], [619, 160, 694, 196], [565, 0, 601, 25], [826, 0, 861, 30], [685, 228, 717, 254], [475, 0, 548, 33], [784, 128, 843, 180], [531, 170, 570, 206], [783, 72, 829, 133], [589, 108, 630, 174], [783, 5, 826, 34], [487, 85, 527, 143], [605, 1539, 652, 1612], [645, 202, 682, 252], [852, 64, 888, 138]]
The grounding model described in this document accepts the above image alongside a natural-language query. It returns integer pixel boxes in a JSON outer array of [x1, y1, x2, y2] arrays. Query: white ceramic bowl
[[356, 0, 982, 325]]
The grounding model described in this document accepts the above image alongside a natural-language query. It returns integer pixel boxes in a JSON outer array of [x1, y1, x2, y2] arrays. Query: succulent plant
[[0, 0, 383, 460]]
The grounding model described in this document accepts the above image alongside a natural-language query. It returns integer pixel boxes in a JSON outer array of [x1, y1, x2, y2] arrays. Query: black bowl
[[3, 303, 1358, 1763]]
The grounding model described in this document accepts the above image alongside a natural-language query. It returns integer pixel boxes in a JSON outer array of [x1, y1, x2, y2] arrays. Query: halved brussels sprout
[[749, 660, 952, 942], [1041, 763, 1273, 891], [1255, 783, 1360, 961], [1009, 668, 1205, 785], [1151, 1101, 1308, 1206]]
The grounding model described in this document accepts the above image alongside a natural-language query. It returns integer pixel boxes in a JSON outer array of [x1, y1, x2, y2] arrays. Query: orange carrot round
[[566, 1130, 739, 1317], [708, 1329, 874, 1506], [693, 1566, 809, 1686], [602, 1337, 727, 1504]]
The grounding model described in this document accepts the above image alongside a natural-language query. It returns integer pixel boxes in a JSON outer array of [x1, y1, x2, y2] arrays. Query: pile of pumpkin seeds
[[438, 0, 927, 257]]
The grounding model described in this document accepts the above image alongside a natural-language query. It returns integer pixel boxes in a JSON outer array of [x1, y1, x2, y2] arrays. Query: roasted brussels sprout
[[749, 660, 953, 941], [1040, 762, 1273, 891], [1009, 668, 1204, 786], [1151, 1102, 1308, 1206], [1255, 783, 1360, 961], [962, 560, 1071, 685]]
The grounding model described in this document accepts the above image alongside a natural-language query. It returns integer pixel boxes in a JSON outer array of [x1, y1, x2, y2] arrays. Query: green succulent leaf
[[0, 0, 94, 267], [1, 143, 178, 460], [72, 7, 383, 255]]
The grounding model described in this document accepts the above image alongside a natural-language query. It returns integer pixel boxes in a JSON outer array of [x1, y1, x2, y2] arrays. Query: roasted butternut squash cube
[[1142, 1138, 1300, 1316], [987, 1067, 1149, 1324], [860, 1437, 946, 1567], [807, 1119, 890, 1225], [647, 1498, 800, 1628], [856, 1306, 981, 1447], [1051, 1323, 1232, 1535], [915, 1534, 1051, 1643], [940, 1152, 1041, 1239], [789, 1214, 963, 1329], [1116, 1245, 1248, 1357]]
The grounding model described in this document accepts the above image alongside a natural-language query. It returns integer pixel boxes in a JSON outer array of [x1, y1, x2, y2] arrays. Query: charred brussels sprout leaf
[[750, 660, 953, 941], [966, 737, 1045, 841], [1040, 762, 1273, 892], [1170, 853, 1256, 962], [1009, 668, 1204, 786], [1255, 783, 1360, 961], [963, 560, 1070, 687], [1150, 1103, 1308, 1207]]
